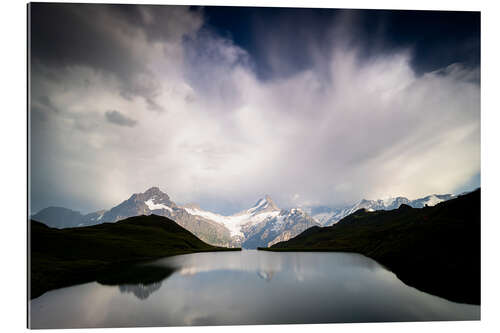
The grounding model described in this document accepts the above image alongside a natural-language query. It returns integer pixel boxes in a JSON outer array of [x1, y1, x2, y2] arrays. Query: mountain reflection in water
[[118, 282, 163, 300], [30, 250, 479, 329], [96, 264, 177, 300]]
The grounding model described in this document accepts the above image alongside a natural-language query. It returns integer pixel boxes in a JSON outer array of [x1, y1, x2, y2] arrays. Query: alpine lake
[[29, 250, 479, 328]]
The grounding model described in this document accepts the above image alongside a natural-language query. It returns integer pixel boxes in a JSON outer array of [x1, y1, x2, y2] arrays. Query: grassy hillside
[[30, 214, 240, 299], [262, 189, 480, 305]]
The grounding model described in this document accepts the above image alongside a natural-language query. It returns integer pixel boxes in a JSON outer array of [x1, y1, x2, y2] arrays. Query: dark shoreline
[[30, 215, 240, 300], [31, 247, 241, 300], [259, 189, 480, 305], [258, 247, 479, 305]]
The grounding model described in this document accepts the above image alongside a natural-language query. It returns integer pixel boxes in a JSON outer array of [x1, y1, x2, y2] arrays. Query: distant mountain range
[[31, 187, 465, 249], [33, 187, 234, 247], [305, 193, 457, 226]]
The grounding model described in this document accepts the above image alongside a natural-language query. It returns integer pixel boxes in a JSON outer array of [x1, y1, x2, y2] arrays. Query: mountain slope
[[100, 187, 176, 222], [33, 187, 459, 250], [33, 187, 235, 247], [102, 187, 235, 247], [265, 189, 480, 305], [32, 190, 297, 248], [31, 207, 108, 228], [184, 196, 319, 248], [184, 195, 281, 238], [31, 207, 86, 228], [30, 214, 239, 299], [242, 208, 320, 248], [409, 194, 455, 208]]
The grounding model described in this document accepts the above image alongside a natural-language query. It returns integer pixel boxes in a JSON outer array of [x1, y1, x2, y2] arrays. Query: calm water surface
[[30, 250, 479, 328]]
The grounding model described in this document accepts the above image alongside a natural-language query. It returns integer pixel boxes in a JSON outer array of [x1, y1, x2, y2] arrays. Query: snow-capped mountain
[[32, 188, 319, 249], [100, 186, 177, 222], [183, 195, 318, 248], [242, 207, 319, 248], [408, 194, 455, 208], [99, 187, 235, 246], [309, 193, 456, 226], [31, 186, 463, 249], [183, 195, 280, 238], [32, 187, 235, 247]]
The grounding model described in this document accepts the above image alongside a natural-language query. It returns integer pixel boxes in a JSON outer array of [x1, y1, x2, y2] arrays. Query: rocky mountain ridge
[[31, 187, 462, 248]]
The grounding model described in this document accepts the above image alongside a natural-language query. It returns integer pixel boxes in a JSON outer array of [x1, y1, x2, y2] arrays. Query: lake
[[29, 250, 479, 328]]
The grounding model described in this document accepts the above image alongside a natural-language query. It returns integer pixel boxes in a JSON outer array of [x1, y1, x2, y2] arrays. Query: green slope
[[262, 189, 480, 305], [30, 214, 240, 299]]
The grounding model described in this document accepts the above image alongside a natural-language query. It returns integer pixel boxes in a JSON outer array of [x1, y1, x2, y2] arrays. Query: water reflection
[[118, 282, 163, 300], [150, 249, 380, 281], [257, 270, 275, 281], [30, 250, 479, 329], [96, 264, 177, 300]]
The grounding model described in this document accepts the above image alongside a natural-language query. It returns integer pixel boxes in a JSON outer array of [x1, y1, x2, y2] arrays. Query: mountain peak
[[264, 195, 278, 210], [125, 186, 172, 205], [140, 186, 173, 202], [144, 186, 164, 196], [248, 195, 279, 214]]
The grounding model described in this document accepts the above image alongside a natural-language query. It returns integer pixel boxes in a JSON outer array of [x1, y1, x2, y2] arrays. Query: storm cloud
[[29, 4, 480, 215]]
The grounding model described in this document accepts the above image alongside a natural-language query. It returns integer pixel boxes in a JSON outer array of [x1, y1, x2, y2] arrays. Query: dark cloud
[[30, 3, 202, 112], [202, 7, 480, 80], [111, 4, 203, 43], [201, 6, 341, 81], [30, 3, 155, 110], [30, 4, 142, 80], [105, 110, 138, 127]]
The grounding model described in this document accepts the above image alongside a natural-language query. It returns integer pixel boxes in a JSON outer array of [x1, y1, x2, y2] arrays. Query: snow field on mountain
[[184, 207, 280, 237]]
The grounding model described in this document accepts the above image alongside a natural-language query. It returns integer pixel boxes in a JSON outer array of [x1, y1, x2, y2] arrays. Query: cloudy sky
[[29, 3, 480, 215]]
